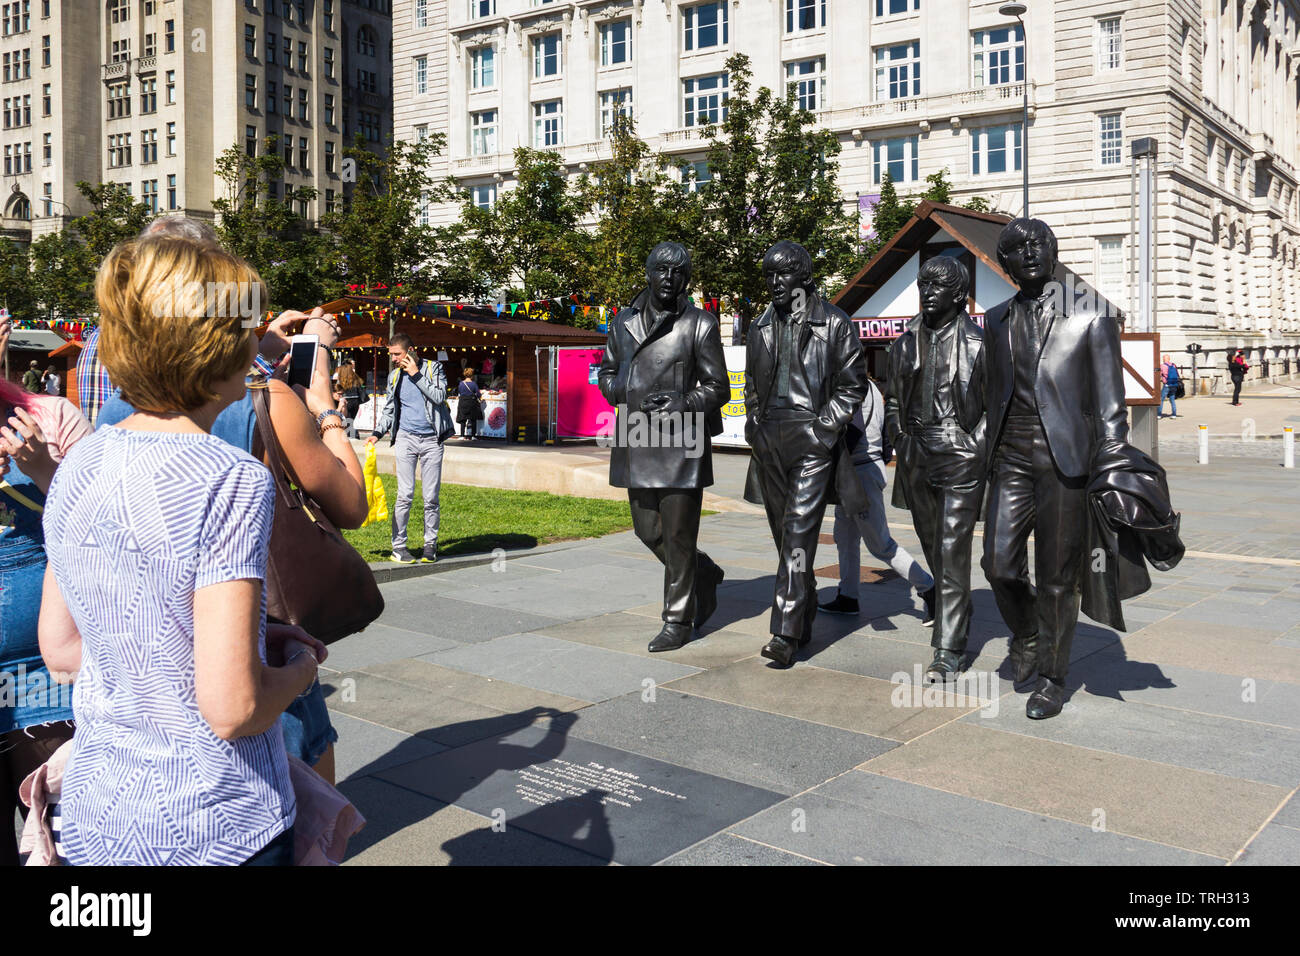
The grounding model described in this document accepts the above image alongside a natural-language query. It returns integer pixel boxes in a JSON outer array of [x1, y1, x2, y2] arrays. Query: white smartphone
[[287, 334, 319, 389]]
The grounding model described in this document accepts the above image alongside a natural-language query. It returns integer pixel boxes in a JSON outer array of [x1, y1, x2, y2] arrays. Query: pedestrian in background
[[1159, 353, 1180, 418], [1229, 349, 1249, 406], [22, 361, 39, 394], [456, 366, 483, 440]]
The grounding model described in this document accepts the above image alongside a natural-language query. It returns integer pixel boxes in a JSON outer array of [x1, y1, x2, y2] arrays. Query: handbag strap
[[248, 384, 309, 517], [0, 480, 42, 514]]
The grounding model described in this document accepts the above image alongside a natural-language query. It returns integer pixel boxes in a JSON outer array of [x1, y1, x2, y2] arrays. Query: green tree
[[575, 114, 699, 312], [69, 181, 153, 261], [0, 239, 38, 320], [320, 133, 451, 304], [28, 231, 96, 320], [212, 136, 330, 311], [686, 53, 859, 338]]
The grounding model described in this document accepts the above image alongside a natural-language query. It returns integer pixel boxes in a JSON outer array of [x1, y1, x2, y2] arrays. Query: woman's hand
[[265, 623, 328, 667], [301, 308, 340, 349], [0, 406, 56, 492]]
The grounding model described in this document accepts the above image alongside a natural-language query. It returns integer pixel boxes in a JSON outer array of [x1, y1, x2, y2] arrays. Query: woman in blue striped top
[[38, 237, 327, 865]]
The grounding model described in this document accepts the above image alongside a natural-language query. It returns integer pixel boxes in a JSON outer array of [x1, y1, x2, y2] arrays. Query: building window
[[599, 88, 633, 135], [415, 0, 428, 27], [245, 23, 257, 58], [972, 25, 1024, 86], [144, 33, 156, 58], [41, 82, 48, 115], [283, 137, 293, 166], [471, 109, 497, 155], [683, 72, 728, 126], [470, 0, 495, 18], [140, 77, 156, 113], [356, 26, 376, 57], [164, 19, 174, 53], [298, 41, 308, 72], [414, 124, 428, 142], [107, 82, 131, 119], [1095, 236, 1126, 309], [283, 84, 293, 115], [357, 69, 377, 92], [283, 36, 292, 65], [166, 120, 175, 155], [532, 31, 561, 78], [299, 136, 309, 169], [875, 42, 920, 100], [325, 139, 335, 172], [324, 46, 334, 79], [325, 187, 336, 212], [873, 135, 919, 184], [141, 127, 157, 163], [108, 132, 131, 167], [42, 181, 52, 217], [324, 92, 335, 125], [785, 57, 825, 112], [165, 70, 175, 104], [875, 0, 919, 16], [785, 0, 825, 33], [680, 159, 711, 193], [41, 129, 49, 164], [1098, 111, 1123, 165], [267, 80, 277, 113], [39, 33, 48, 66], [298, 87, 308, 120], [600, 19, 631, 66], [971, 122, 1021, 175], [471, 46, 494, 88], [414, 55, 427, 94], [110, 38, 130, 63], [267, 31, 276, 64], [245, 73, 257, 109], [359, 110, 380, 141], [472, 183, 496, 210], [532, 99, 562, 147], [144, 1, 154, 15], [1097, 16, 1121, 71], [108, 0, 128, 23], [323, 0, 334, 31], [684, 2, 727, 52], [142, 178, 158, 212], [246, 124, 257, 156], [167, 173, 177, 210]]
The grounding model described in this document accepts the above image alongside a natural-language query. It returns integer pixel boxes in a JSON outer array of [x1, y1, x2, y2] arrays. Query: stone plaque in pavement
[[376, 722, 784, 865]]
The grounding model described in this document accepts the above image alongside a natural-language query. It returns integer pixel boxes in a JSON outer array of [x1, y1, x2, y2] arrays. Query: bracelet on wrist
[[316, 409, 344, 427]]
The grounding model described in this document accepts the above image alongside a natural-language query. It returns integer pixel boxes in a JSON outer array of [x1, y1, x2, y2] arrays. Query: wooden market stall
[[317, 296, 608, 441]]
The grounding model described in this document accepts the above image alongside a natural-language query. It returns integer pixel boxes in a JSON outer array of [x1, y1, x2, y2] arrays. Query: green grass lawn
[[343, 475, 635, 561]]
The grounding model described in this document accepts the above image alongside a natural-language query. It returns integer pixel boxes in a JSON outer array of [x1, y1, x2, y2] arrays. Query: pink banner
[[556, 348, 613, 438]]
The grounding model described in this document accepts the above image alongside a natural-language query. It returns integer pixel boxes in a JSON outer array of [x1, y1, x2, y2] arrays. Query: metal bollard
[[1198, 424, 1209, 464], [1286, 427, 1295, 469]]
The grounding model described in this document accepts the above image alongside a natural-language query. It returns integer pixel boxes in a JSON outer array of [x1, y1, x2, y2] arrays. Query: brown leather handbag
[[250, 384, 384, 645]]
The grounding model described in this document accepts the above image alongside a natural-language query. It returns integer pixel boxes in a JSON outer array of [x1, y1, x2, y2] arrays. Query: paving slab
[[660, 834, 828, 866], [423, 632, 702, 703], [1273, 792, 1300, 829], [727, 772, 1222, 865], [321, 623, 461, 672], [1233, 822, 1300, 865], [666, 658, 976, 741], [375, 594, 566, 643], [1115, 619, 1300, 683], [567, 689, 898, 794], [330, 711, 447, 782], [529, 611, 764, 669], [373, 722, 784, 865], [858, 721, 1287, 858], [338, 777, 609, 866]]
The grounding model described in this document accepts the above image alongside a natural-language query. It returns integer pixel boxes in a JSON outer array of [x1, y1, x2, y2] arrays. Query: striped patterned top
[[42, 426, 295, 866]]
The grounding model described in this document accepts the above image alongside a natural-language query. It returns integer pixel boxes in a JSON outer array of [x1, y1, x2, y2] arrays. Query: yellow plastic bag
[[362, 443, 389, 527]]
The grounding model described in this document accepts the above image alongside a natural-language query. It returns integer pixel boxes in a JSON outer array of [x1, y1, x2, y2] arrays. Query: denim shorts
[[279, 679, 338, 766]]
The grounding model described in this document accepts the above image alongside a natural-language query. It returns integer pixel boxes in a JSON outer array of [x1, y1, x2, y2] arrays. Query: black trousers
[[1231, 377, 1243, 404], [982, 416, 1088, 682], [752, 414, 835, 640], [898, 427, 982, 652], [628, 487, 714, 626]]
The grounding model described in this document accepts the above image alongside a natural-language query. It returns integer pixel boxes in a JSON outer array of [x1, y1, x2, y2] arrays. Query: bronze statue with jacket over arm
[[981, 218, 1129, 719], [884, 256, 986, 684], [742, 240, 869, 667], [597, 242, 729, 653]]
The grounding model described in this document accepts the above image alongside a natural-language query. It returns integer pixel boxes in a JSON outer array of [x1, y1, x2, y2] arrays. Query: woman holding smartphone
[[39, 238, 326, 865]]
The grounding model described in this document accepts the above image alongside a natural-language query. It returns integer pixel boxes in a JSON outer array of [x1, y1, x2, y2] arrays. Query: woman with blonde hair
[[39, 238, 326, 865]]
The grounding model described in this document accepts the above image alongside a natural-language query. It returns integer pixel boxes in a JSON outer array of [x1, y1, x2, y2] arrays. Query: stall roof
[[833, 201, 1118, 318], [8, 329, 69, 352], [318, 296, 608, 343]]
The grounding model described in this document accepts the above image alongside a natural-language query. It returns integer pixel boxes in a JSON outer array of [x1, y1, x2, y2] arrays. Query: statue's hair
[[917, 256, 970, 298], [646, 241, 692, 283], [996, 218, 1058, 265], [762, 240, 813, 282]]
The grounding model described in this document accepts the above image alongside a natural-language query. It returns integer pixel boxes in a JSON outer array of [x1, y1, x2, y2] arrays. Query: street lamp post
[[999, 2, 1030, 216]]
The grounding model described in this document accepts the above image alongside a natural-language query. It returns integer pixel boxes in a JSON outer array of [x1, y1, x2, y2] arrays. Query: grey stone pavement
[[326, 408, 1300, 866]]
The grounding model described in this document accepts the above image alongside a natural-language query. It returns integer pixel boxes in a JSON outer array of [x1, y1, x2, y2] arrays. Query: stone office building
[[398, 0, 1298, 382], [0, 0, 393, 245]]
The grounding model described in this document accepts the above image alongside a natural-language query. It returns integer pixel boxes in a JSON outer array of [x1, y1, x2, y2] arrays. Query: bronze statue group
[[599, 219, 1183, 721]]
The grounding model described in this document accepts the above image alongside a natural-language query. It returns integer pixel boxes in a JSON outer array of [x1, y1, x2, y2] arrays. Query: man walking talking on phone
[[368, 332, 454, 563]]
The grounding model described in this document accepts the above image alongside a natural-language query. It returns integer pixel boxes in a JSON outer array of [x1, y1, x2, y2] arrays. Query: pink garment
[[20, 741, 365, 866], [20, 394, 92, 462]]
